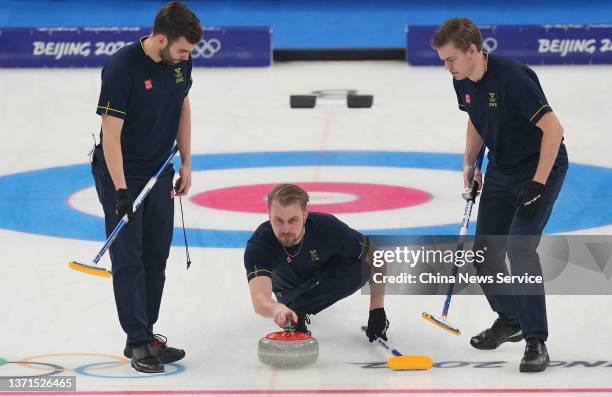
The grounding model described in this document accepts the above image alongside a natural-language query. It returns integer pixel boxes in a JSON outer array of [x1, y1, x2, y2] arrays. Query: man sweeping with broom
[[431, 17, 568, 372]]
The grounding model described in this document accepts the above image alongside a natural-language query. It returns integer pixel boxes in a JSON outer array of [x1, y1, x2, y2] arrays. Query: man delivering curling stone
[[431, 18, 568, 372], [245, 184, 389, 344]]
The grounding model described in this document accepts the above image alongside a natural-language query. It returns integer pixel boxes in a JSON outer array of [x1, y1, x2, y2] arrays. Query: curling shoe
[[470, 316, 523, 350], [130, 343, 164, 373], [125, 334, 185, 364], [519, 338, 549, 373]]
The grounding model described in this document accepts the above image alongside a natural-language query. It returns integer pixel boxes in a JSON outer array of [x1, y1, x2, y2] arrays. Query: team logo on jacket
[[489, 92, 498, 108], [465, 94, 471, 104], [310, 250, 320, 262], [175, 68, 184, 84], [144, 79, 153, 90]]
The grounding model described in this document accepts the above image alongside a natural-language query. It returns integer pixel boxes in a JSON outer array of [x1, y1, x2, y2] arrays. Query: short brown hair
[[267, 184, 309, 211], [430, 17, 483, 52], [153, 1, 202, 45]]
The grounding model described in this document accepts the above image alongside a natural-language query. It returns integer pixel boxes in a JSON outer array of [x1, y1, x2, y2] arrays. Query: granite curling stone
[[257, 330, 319, 367]]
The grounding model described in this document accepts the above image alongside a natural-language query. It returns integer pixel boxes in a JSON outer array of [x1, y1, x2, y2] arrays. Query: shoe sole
[[131, 361, 165, 373], [470, 333, 524, 350], [125, 349, 186, 364]]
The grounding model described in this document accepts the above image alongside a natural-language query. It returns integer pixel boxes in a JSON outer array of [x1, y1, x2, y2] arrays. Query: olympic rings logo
[[0, 353, 185, 379], [482, 37, 498, 53], [191, 38, 222, 59]]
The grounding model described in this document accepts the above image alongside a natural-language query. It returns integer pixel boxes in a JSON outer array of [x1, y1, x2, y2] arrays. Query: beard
[[160, 46, 181, 65], [278, 226, 305, 248]]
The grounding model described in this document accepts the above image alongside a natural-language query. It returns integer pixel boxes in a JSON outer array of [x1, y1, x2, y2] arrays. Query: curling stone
[[257, 329, 319, 367]]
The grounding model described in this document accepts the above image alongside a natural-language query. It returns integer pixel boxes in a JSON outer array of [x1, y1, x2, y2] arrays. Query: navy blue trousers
[[92, 147, 174, 345], [276, 258, 368, 315], [474, 159, 567, 341]]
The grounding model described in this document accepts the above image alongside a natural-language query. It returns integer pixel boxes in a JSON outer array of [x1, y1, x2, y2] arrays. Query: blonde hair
[[267, 184, 309, 211]]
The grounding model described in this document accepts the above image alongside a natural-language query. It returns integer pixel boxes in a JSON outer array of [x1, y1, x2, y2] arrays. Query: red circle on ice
[[191, 182, 432, 214]]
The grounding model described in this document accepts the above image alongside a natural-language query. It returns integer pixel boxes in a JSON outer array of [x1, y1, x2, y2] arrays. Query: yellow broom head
[[387, 355, 433, 371], [422, 312, 461, 335], [69, 261, 112, 278]]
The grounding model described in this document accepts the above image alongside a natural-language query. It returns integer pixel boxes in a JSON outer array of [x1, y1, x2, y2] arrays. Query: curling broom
[[422, 145, 485, 335], [69, 145, 179, 278], [361, 326, 432, 370]]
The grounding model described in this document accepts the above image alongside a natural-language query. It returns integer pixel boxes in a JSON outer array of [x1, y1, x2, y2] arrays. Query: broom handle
[[441, 145, 485, 318], [92, 145, 179, 264], [361, 326, 402, 356]]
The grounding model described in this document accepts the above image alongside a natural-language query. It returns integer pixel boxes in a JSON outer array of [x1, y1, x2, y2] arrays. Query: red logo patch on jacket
[[144, 80, 153, 90]]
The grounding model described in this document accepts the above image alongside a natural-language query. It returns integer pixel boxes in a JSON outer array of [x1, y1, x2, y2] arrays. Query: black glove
[[116, 188, 134, 221], [516, 181, 545, 219], [366, 308, 389, 342]]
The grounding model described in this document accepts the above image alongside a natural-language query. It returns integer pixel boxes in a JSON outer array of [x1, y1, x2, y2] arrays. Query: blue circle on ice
[[0, 151, 609, 248]]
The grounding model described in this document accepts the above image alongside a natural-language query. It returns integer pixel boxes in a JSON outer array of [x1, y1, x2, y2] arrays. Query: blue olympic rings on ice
[[75, 361, 185, 378], [0, 358, 184, 379]]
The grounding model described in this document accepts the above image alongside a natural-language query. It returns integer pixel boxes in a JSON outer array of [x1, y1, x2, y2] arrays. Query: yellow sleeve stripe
[[358, 236, 369, 260], [247, 268, 272, 279], [529, 103, 550, 123], [98, 101, 127, 116]]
